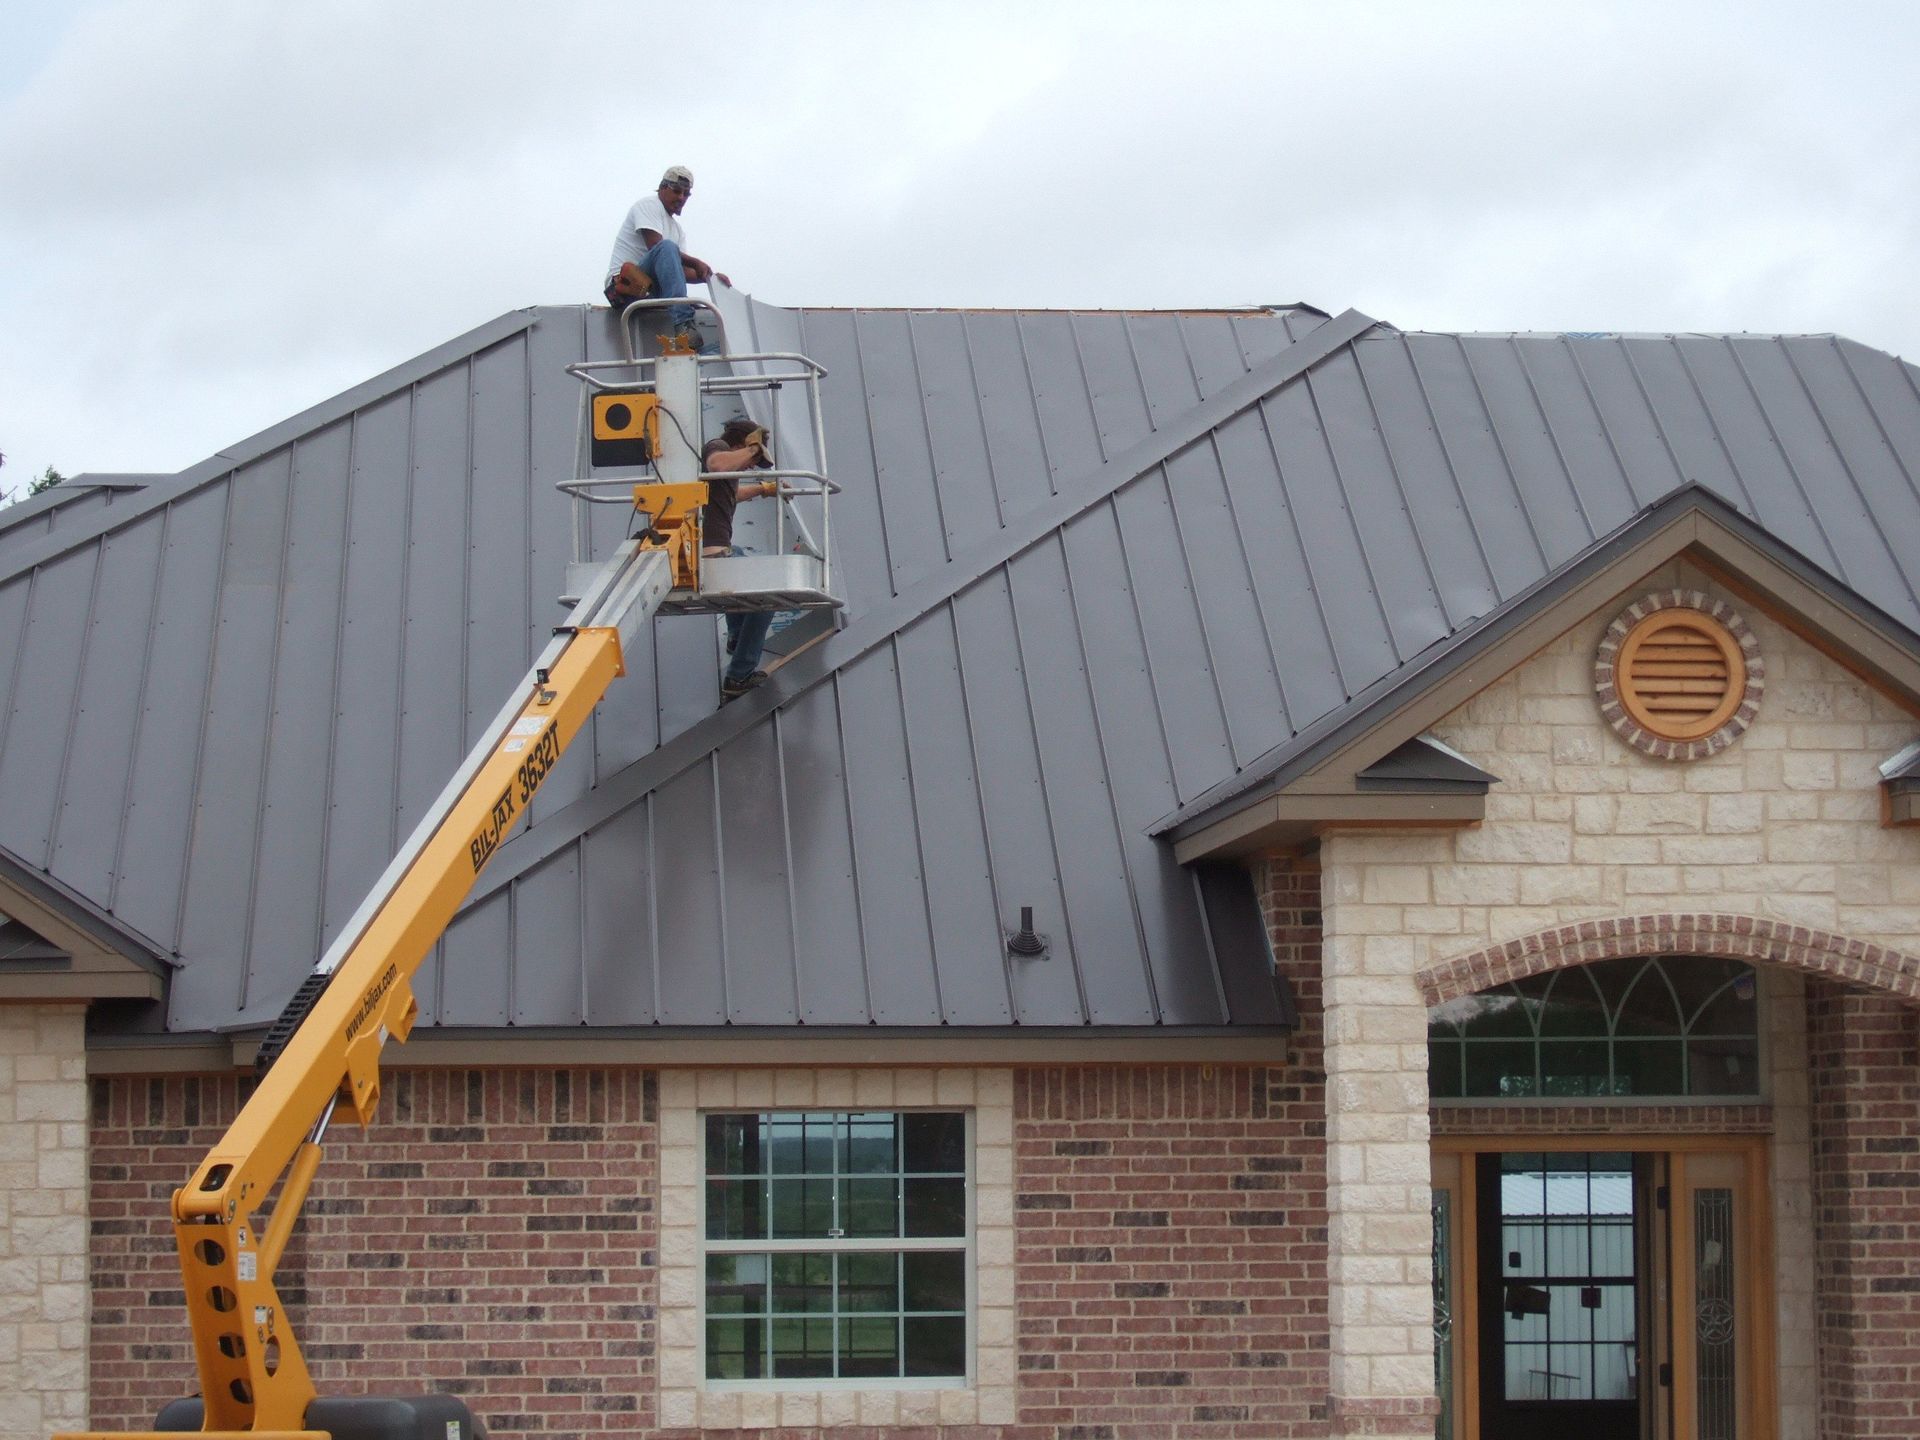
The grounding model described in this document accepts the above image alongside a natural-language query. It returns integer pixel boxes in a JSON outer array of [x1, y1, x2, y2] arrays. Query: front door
[[1476, 1151, 1641, 1440], [1432, 1141, 1772, 1440]]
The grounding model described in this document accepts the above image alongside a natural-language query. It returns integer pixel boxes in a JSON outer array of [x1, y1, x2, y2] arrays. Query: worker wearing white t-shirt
[[603, 165, 730, 344]]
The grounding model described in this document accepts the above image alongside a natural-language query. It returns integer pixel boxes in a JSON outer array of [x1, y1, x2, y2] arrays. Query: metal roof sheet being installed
[[4, 288, 1920, 1041]]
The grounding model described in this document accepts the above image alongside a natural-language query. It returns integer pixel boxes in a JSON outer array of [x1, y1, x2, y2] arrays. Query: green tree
[[0, 462, 65, 507]]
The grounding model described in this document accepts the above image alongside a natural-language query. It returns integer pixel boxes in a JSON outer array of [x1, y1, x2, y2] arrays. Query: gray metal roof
[[4, 297, 1920, 1037]]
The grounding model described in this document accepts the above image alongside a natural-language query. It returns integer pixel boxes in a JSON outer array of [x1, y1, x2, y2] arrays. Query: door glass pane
[[1497, 1153, 1637, 1403], [1695, 1187, 1737, 1440]]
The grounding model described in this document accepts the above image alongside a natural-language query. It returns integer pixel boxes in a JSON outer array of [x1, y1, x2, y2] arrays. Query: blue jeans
[[638, 239, 694, 327], [722, 547, 773, 683]]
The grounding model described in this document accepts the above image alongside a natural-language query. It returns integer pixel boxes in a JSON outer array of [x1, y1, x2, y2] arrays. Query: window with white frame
[[702, 1110, 971, 1384]]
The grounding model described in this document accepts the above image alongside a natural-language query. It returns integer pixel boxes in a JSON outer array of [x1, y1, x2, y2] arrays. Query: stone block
[[818, 1389, 859, 1426], [778, 1391, 820, 1427], [898, 1389, 940, 1426], [1705, 793, 1763, 832], [1454, 823, 1573, 865], [1369, 1282, 1439, 1326], [1820, 790, 1880, 822], [36, 1148, 85, 1193], [1763, 791, 1820, 822], [1788, 722, 1865, 750], [891, 1068, 934, 1106], [1780, 752, 1836, 791], [976, 1067, 1013, 1107], [1403, 907, 1466, 935], [660, 1184, 698, 1229], [658, 1388, 697, 1429], [1615, 793, 1705, 833], [1519, 867, 1606, 906], [1763, 896, 1838, 929], [733, 1069, 775, 1108], [737, 1388, 778, 1428], [1371, 1349, 1444, 1394], [1433, 867, 1519, 905], [1764, 824, 1857, 864], [814, 1069, 854, 1107], [1363, 866, 1432, 905], [660, 1264, 697, 1308], [1574, 834, 1662, 864], [1484, 792, 1537, 822], [1621, 865, 1679, 896], [1534, 794, 1573, 822], [700, 1389, 743, 1429], [10, 1084, 82, 1124], [1658, 833, 1764, 865], [1552, 730, 1602, 765], [1552, 763, 1632, 793], [864, 1390, 906, 1428], [693, 1070, 735, 1106], [1682, 763, 1746, 792], [937, 1386, 975, 1424], [771, 1067, 815, 1105]]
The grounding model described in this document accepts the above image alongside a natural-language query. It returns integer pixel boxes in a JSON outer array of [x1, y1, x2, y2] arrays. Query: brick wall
[[1007, 866, 1329, 1439], [1014, 1064, 1328, 1438], [1808, 981, 1920, 1439], [88, 1068, 655, 1437]]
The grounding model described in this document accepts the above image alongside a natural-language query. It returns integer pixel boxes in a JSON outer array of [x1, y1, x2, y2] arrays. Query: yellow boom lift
[[61, 311, 840, 1440]]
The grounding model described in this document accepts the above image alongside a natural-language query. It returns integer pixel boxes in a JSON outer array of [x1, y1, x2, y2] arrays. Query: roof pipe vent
[[1007, 906, 1047, 959]]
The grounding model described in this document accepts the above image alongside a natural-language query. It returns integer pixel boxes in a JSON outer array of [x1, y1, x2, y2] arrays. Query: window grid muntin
[[702, 1109, 972, 1389], [1498, 1153, 1637, 1403], [1428, 956, 1762, 1102]]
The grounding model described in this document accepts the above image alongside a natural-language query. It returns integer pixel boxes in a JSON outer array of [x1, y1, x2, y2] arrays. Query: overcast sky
[[3, 0, 1918, 495]]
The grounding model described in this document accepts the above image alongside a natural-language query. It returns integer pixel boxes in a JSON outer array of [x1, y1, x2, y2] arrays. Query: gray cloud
[[3, 0, 1917, 489]]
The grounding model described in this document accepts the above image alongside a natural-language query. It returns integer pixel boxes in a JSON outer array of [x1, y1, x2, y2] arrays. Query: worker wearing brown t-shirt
[[701, 419, 778, 699]]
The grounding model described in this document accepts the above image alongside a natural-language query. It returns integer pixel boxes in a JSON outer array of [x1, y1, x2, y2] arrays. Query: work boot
[[720, 670, 767, 702], [669, 321, 706, 352]]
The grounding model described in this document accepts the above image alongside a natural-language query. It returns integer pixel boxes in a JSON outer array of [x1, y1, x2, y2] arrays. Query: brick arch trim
[[1417, 913, 1920, 1006]]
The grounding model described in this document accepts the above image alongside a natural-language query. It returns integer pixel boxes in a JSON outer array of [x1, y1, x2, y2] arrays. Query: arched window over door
[[1427, 955, 1760, 1101]]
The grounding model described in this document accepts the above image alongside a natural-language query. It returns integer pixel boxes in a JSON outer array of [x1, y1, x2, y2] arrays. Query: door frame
[[1432, 1134, 1777, 1440]]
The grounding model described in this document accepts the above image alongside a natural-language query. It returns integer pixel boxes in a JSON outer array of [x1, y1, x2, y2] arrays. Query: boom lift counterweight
[[60, 335, 840, 1440]]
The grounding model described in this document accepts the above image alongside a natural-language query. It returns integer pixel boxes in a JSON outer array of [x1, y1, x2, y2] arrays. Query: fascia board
[[0, 850, 175, 978], [460, 308, 1382, 906], [0, 310, 541, 582], [0, 971, 162, 1002], [1172, 793, 1486, 864], [87, 1026, 1296, 1075]]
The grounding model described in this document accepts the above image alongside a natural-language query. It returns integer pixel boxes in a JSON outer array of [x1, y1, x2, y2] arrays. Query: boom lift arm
[[58, 483, 705, 1440]]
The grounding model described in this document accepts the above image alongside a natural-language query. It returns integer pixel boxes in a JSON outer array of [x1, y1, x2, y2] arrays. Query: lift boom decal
[[467, 720, 563, 873]]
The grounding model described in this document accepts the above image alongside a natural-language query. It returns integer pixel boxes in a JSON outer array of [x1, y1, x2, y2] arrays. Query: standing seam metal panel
[[115, 486, 230, 959], [48, 522, 165, 900], [243, 419, 355, 1010]]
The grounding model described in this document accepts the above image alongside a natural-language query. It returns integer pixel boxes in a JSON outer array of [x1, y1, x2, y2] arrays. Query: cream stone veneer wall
[[0, 1005, 89, 1440], [1318, 564, 1920, 1440], [656, 1067, 1015, 1431]]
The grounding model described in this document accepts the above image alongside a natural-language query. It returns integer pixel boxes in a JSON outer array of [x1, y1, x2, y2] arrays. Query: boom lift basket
[[560, 296, 843, 616]]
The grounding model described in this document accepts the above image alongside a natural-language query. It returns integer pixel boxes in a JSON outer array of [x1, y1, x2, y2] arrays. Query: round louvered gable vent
[[1594, 591, 1764, 760], [1615, 610, 1745, 740]]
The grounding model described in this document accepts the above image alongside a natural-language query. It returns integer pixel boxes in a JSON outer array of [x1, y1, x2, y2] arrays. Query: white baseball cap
[[661, 165, 694, 188]]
